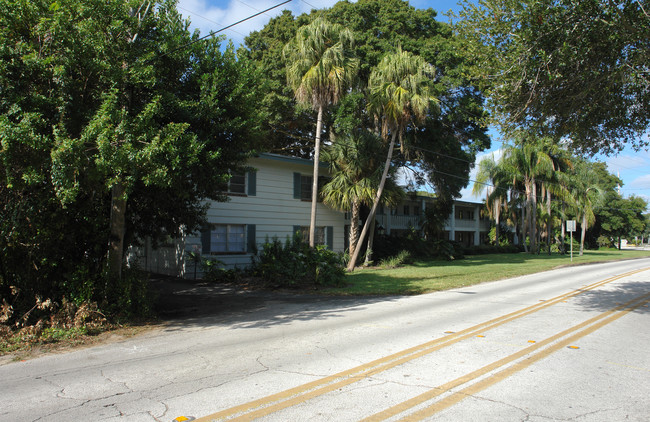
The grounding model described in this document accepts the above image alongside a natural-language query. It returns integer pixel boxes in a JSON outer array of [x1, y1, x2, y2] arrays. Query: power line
[[154, 0, 292, 62], [176, 6, 248, 38]]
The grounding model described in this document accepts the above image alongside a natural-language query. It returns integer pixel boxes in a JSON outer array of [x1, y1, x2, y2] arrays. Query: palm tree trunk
[[364, 218, 376, 266], [349, 199, 360, 258], [580, 213, 587, 256], [108, 182, 127, 280], [560, 204, 566, 255], [347, 131, 397, 271], [309, 106, 324, 248], [530, 177, 537, 254], [521, 205, 528, 252], [494, 201, 500, 247], [524, 182, 533, 253], [547, 189, 552, 255]]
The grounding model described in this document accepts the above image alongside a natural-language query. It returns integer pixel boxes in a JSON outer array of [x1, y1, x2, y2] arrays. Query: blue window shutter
[[293, 173, 301, 199], [247, 224, 256, 253], [327, 226, 334, 250], [247, 171, 257, 196], [201, 227, 211, 254]]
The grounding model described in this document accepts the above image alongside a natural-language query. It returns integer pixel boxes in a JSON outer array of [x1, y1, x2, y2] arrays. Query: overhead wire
[[176, 6, 248, 38], [152, 0, 292, 62], [169, 1, 647, 211]]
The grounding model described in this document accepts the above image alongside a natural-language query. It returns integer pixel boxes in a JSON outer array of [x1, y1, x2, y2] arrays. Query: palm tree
[[346, 48, 435, 271], [500, 142, 554, 253], [473, 154, 509, 246], [537, 141, 573, 254], [571, 160, 603, 255], [321, 130, 404, 259], [283, 18, 359, 247]]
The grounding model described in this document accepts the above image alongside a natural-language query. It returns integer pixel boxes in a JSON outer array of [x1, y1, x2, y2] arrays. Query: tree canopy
[[0, 0, 265, 317], [242, 0, 490, 207], [456, 0, 650, 155]]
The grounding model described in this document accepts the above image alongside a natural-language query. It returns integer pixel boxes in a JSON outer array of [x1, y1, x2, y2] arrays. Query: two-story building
[[133, 154, 491, 277], [374, 197, 490, 247]]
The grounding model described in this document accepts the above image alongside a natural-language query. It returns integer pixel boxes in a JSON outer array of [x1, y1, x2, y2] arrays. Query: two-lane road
[[1, 258, 649, 421]]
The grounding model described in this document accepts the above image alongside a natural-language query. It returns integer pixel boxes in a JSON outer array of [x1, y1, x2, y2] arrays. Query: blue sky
[[177, 0, 650, 207]]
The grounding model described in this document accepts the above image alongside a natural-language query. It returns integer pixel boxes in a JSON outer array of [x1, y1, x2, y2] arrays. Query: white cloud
[[605, 153, 650, 174], [177, 0, 341, 46], [628, 174, 650, 189]]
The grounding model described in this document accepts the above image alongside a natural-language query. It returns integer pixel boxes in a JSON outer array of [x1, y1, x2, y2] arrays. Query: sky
[[176, 0, 650, 208]]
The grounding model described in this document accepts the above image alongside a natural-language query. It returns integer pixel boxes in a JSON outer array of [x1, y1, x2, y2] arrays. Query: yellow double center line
[[365, 290, 650, 421], [196, 267, 649, 422]]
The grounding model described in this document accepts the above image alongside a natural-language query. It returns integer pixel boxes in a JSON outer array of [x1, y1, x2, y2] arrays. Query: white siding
[[141, 155, 347, 276]]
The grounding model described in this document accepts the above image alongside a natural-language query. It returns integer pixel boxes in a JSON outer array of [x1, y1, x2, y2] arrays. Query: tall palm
[[572, 160, 603, 255], [473, 154, 509, 246], [500, 142, 554, 253], [283, 18, 359, 247], [321, 130, 404, 259], [346, 48, 435, 271]]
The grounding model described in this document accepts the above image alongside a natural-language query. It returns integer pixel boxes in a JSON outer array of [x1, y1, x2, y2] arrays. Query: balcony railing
[[371, 214, 491, 232], [446, 218, 491, 231], [375, 214, 422, 230]]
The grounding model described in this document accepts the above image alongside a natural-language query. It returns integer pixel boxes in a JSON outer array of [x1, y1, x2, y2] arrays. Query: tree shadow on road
[[151, 276, 400, 332], [572, 280, 650, 315]]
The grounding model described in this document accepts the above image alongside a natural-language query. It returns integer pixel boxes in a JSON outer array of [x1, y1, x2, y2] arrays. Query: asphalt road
[[1, 258, 649, 422]]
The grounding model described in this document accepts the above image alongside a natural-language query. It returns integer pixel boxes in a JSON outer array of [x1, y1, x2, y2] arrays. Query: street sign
[[566, 220, 577, 261], [566, 220, 576, 232]]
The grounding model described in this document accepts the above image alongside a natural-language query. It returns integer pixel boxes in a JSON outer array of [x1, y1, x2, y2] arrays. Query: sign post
[[566, 220, 576, 261]]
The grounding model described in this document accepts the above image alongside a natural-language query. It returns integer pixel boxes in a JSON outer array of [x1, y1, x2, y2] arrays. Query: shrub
[[102, 267, 153, 320], [372, 235, 463, 262], [201, 258, 243, 283], [379, 250, 412, 269], [461, 243, 523, 255], [597, 236, 613, 248], [251, 234, 346, 288]]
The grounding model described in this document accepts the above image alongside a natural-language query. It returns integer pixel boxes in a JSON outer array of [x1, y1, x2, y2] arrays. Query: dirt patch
[[0, 323, 160, 365], [1, 275, 284, 363]]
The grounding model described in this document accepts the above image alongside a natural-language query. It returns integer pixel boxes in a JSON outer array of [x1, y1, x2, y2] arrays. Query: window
[[403, 205, 410, 216], [300, 175, 312, 201], [456, 209, 475, 220], [413, 206, 420, 216], [211, 224, 246, 253], [294, 173, 328, 201], [299, 226, 326, 245], [228, 172, 246, 195]]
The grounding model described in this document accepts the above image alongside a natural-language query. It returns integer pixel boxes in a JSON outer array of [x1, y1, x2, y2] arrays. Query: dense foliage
[[456, 0, 650, 154], [474, 140, 648, 254], [0, 0, 265, 324], [241, 0, 490, 199], [251, 235, 346, 288]]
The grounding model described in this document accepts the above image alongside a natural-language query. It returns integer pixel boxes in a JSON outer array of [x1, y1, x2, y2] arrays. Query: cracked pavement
[[1, 259, 650, 421]]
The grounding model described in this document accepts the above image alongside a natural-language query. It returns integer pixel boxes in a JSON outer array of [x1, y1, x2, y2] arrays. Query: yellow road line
[[196, 267, 649, 422], [364, 292, 650, 422]]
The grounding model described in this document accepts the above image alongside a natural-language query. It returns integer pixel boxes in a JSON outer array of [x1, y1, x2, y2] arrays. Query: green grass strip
[[325, 249, 650, 296]]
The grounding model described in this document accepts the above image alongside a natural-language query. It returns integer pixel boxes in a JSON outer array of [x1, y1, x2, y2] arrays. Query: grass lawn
[[324, 249, 650, 296]]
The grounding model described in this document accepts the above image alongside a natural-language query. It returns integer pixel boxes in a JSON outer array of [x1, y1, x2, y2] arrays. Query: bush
[[102, 267, 153, 320], [201, 258, 243, 283], [379, 250, 413, 269], [372, 234, 463, 262], [597, 236, 613, 248], [251, 234, 346, 288], [461, 243, 523, 255]]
